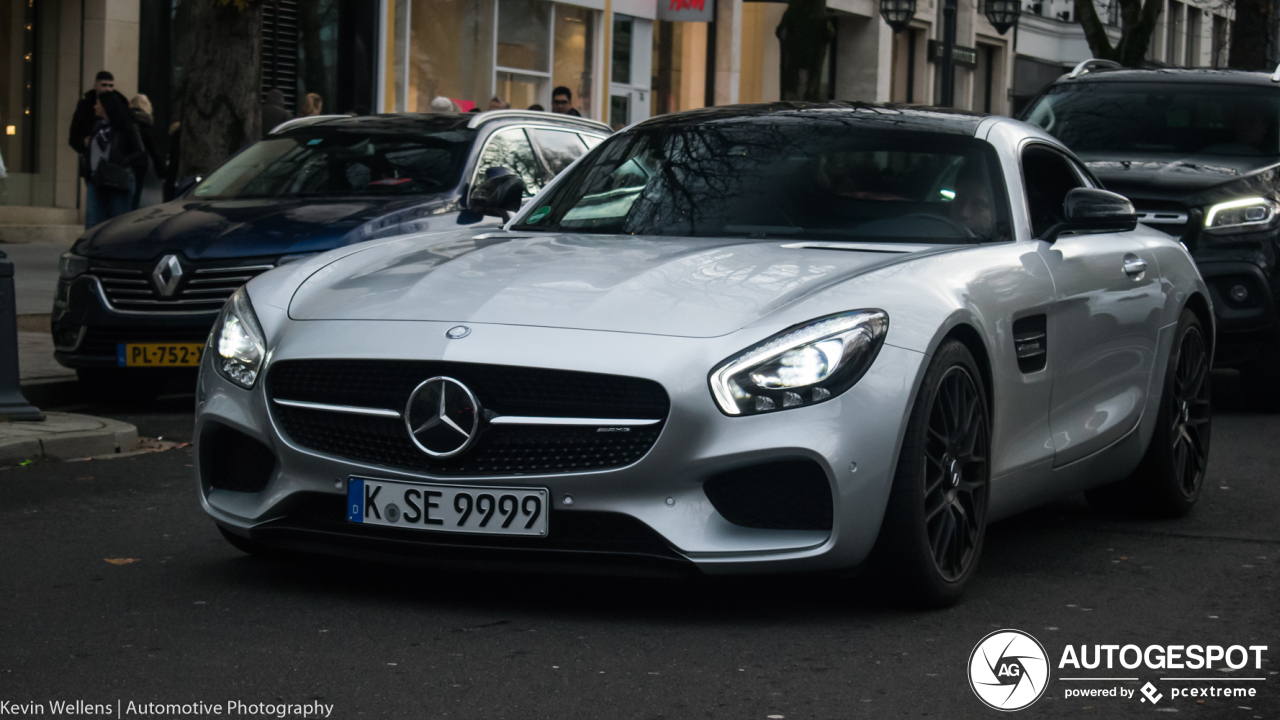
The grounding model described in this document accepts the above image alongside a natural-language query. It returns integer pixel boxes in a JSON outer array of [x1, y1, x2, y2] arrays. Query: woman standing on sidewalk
[[83, 92, 145, 227]]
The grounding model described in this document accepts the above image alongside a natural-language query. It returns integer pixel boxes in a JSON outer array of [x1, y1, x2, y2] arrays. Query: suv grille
[[268, 360, 670, 476], [1134, 200, 1190, 241], [89, 256, 275, 313]]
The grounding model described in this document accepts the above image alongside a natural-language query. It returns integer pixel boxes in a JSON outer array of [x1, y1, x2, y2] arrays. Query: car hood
[[287, 231, 950, 338], [73, 194, 462, 261], [1079, 152, 1280, 202]]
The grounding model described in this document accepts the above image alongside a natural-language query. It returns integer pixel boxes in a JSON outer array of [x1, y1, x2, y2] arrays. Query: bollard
[[0, 250, 43, 421]]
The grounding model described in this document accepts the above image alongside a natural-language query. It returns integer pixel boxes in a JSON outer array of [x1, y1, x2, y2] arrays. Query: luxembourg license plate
[[117, 343, 204, 367], [347, 478, 549, 537]]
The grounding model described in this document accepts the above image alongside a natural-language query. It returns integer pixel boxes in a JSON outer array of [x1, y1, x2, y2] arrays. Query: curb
[[0, 412, 139, 465], [20, 378, 83, 409]]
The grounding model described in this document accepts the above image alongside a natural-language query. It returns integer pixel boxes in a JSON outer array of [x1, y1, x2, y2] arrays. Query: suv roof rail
[[1068, 58, 1123, 79], [269, 114, 350, 135], [1272, 63, 1280, 82], [466, 109, 612, 133]]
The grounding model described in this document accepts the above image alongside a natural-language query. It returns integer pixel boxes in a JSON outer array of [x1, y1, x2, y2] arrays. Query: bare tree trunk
[[1074, 0, 1163, 67], [179, 0, 264, 178], [1229, 0, 1274, 70], [776, 0, 834, 102]]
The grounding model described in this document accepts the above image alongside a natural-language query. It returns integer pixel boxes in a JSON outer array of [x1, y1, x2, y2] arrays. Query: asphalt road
[[1, 375, 1275, 719]]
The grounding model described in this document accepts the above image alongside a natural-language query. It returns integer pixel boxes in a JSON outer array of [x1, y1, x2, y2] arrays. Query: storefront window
[[407, 0, 486, 111], [0, 0, 59, 207], [651, 20, 683, 116], [553, 5, 594, 116], [612, 16, 632, 85]]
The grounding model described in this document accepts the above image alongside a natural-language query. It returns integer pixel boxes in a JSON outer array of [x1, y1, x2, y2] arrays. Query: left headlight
[[211, 286, 266, 389], [709, 310, 889, 416], [59, 252, 89, 280], [1204, 197, 1277, 233]]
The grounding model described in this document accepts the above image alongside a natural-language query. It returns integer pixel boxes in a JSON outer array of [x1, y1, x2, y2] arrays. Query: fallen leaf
[[18, 459, 32, 466], [103, 558, 140, 566]]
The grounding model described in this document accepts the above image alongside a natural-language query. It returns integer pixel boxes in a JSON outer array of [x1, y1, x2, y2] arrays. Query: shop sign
[[656, 0, 715, 22]]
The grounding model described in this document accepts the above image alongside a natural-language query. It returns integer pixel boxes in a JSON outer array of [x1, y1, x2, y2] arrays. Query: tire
[[1085, 309, 1212, 517], [1240, 339, 1280, 412], [865, 339, 991, 608]]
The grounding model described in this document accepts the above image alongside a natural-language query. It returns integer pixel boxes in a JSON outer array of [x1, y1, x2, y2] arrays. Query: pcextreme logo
[[968, 629, 1051, 711]]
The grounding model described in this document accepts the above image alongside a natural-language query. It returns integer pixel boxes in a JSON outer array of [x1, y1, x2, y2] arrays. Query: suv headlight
[[211, 287, 266, 389], [59, 252, 89, 280], [709, 310, 888, 416], [1204, 197, 1277, 233]]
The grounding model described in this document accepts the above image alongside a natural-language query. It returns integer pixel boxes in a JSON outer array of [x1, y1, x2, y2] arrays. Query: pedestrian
[[528, 104, 545, 111], [69, 71, 127, 156], [551, 86, 581, 116], [487, 96, 509, 111], [163, 119, 182, 201], [429, 96, 456, 112], [262, 88, 293, 137], [299, 92, 324, 117], [83, 92, 145, 227], [128, 94, 166, 209]]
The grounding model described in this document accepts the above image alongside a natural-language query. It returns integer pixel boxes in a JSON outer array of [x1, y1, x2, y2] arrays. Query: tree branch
[[1075, 0, 1117, 60]]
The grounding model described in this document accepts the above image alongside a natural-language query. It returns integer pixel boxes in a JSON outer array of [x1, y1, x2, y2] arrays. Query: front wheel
[[1086, 309, 1212, 517], [865, 340, 991, 607]]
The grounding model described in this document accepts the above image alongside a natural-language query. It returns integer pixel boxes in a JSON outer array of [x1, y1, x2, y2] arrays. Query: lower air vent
[[703, 459, 833, 531], [204, 425, 277, 493], [1012, 314, 1048, 373]]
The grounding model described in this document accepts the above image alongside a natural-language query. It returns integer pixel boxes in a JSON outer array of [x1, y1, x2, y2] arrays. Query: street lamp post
[[879, 0, 918, 34]]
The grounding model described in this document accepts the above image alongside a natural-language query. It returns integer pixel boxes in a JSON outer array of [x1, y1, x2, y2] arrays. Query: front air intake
[[203, 425, 277, 493], [703, 459, 833, 531]]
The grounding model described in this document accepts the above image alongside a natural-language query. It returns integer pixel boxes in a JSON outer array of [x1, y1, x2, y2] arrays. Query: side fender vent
[[1013, 314, 1048, 373]]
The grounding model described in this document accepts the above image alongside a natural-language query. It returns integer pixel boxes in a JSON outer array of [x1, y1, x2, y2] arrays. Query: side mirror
[[468, 167, 525, 222], [176, 175, 203, 197], [1042, 188, 1138, 243]]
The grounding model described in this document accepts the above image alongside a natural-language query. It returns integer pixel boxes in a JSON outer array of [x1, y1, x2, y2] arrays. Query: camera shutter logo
[[968, 629, 1050, 711]]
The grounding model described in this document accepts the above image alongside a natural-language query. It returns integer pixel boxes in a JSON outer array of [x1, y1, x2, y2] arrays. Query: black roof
[[635, 102, 989, 136], [1057, 67, 1280, 88], [276, 113, 474, 135]]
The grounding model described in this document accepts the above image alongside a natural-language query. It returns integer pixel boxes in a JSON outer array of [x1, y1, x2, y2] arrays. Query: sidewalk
[[3, 242, 82, 406], [0, 412, 139, 466]]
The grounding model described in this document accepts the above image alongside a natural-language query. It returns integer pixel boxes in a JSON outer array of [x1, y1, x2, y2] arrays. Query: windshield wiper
[[720, 225, 804, 238]]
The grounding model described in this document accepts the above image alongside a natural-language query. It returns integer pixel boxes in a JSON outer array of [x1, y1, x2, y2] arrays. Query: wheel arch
[[936, 322, 996, 417], [1183, 291, 1214, 359]]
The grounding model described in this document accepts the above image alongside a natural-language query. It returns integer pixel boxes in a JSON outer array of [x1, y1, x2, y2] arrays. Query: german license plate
[[117, 343, 204, 367], [347, 478, 548, 537]]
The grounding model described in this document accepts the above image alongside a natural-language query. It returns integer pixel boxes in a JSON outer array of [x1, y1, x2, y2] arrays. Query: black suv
[[1022, 62, 1280, 408]]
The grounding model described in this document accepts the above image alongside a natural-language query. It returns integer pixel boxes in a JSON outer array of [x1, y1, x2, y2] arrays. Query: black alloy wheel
[[866, 339, 991, 607], [1086, 309, 1212, 517], [923, 366, 989, 582]]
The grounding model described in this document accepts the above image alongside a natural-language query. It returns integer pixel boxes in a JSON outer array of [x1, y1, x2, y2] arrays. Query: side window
[[528, 129, 588, 175], [474, 128, 546, 198], [1022, 146, 1085, 238]]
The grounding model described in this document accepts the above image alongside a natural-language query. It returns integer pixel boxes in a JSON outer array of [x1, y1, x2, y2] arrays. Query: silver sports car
[[195, 103, 1213, 606]]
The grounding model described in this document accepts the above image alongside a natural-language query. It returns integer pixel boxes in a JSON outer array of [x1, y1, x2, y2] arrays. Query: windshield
[[1025, 83, 1280, 157], [512, 120, 1010, 243], [193, 128, 476, 199]]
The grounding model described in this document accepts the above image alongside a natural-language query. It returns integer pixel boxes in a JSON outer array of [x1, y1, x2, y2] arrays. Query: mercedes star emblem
[[404, 376, 482, 458], [446, 325, 471, 339]]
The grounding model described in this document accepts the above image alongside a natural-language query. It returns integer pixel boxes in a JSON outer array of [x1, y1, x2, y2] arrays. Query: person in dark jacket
[[163, 120, 182, 202], [84, 92, 146, 227], [128, 94, 166, 210], [69, 71, 127, 154], [262, 88, 293, 137]]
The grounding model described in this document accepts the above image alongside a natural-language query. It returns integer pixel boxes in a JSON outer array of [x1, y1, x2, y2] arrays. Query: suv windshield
[[512, 119, 1010, 243], [1025, 82, 1280, 157], [193, 128, 476, 199]]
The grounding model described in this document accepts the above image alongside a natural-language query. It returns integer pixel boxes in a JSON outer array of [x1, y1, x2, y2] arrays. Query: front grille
[[73, 326, 212, 357], [703, 459, 833, 531], [269, 360, 670, 476], [205, 425, 277, 493], [89, 256, 275, 313]]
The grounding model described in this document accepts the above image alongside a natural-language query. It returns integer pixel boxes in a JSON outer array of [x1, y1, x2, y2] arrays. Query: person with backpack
[[83, 92, 146, 227]]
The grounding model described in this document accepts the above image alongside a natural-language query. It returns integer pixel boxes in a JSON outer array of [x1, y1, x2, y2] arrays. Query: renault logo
[[404, 377, 482, 458], [152, 255, 183, 297]]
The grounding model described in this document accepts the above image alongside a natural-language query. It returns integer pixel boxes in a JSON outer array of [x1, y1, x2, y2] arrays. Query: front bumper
[[52, 275, 218, 369], [195, 319, 925, 575]]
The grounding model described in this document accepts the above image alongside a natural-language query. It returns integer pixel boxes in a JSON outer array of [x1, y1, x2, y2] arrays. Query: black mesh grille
[[702, 459, 833, 531], [268, 360, 669, 475], [206, 425, 277, 493]]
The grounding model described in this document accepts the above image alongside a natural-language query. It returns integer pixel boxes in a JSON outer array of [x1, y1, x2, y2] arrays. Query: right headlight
[[1204, 197, 1277, 233], [211, 286, 267, 389], [709, 310, 889, 416]]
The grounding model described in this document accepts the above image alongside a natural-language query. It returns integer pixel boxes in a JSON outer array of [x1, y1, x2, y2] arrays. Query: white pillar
[[715, 0, 742, 105]]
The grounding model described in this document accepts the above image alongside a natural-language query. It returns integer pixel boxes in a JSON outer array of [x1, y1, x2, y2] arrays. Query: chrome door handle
[[1123, 257, 1147, 276]]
